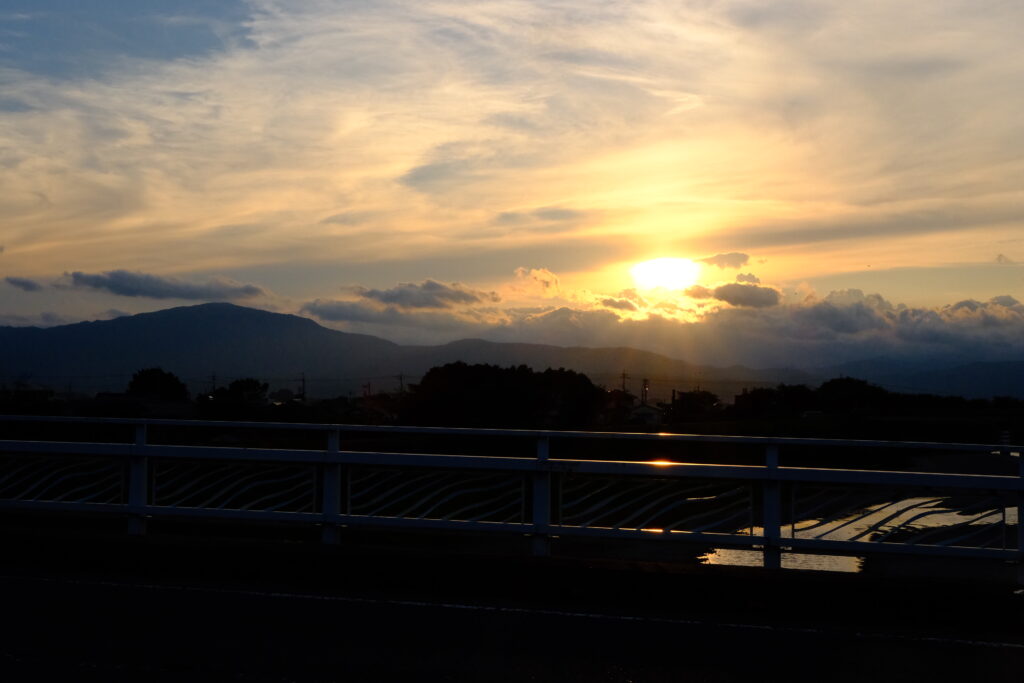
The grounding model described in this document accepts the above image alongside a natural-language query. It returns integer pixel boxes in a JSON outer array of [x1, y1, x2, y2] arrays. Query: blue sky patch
[[0, 0, 252, 78]]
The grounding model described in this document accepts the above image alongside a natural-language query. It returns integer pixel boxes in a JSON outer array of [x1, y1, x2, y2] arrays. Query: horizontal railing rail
[[1, 415, 1021, 571], [0, 413, 1015, 452]]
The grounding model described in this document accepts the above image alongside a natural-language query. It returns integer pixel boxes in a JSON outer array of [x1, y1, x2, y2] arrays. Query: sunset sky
[[3, 1, 1023, 368]]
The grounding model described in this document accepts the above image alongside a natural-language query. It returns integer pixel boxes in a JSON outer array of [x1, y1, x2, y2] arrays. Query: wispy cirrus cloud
[[4, 1, 1024, 325]]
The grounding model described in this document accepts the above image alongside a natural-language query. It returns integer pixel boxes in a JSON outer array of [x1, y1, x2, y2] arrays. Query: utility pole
[[620, 370, 628, 393]]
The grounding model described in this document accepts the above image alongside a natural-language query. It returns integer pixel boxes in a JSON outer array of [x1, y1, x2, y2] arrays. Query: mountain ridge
[[2, 303, 1020, 399]]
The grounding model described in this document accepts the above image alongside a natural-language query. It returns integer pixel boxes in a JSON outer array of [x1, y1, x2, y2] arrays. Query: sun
[[630, 258, 701, 290]]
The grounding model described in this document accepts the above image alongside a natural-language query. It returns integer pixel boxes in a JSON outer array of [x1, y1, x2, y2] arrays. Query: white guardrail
[[0, 415, 1022, 569]]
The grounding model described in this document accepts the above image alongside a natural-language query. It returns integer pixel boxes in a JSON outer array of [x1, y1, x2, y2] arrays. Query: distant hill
[[0, 303, 804, 399], [0, 303, 398, 394], [892, 361, 1024, 399], [3, 303, 1019, 399], [819, 357, 1024, 399]]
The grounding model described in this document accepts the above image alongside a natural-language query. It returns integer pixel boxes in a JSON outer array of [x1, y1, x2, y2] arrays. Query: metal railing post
[[322, 429, 342, 545], [1016, 450, 1024, 585], [532, 436, 551, 557], [762, 444, 781, 569], [128, 423, 148, 536]]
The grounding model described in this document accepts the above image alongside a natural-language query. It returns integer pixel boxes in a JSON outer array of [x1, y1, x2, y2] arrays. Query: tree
[[817, 377, 887, 416], [126, 368, 188, 401], [665, 390, 722, 422], [223, 378, 269, 404], [403, 362, 604, 429], [198, 377, 270, 419]]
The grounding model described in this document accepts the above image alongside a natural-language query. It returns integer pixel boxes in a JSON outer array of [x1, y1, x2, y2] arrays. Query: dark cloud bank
[[68, 270, 265, 300], [5, 276, 43, 292], [498, 291, 1024, 369], [305, 288, 1024, 370], [353, 280, 499, 309], [685, 282, 781, 308]]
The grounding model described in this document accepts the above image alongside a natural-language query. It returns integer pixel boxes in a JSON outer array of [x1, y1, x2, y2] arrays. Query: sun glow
[[630, 258, 701, 290]]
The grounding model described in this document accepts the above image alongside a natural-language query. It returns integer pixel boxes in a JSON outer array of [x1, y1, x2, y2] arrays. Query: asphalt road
[[2, 527, 1024, 682]]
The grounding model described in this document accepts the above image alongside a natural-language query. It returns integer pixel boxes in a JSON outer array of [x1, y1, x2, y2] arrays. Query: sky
[[2, 1, 1024, 369]]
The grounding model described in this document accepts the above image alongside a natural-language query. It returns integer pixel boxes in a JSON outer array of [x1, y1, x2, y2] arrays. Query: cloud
[[823, 289, 892, 310], [616, 288, 647, 306], [791, 301, 888, 335], [724, 204, 1024, 251], [98, 308, 131, 319], [712, 283, 781, 308], [0, 311, 71, 327], [485, 306, 626, 348], [475, 292, 1024, 369], [354, 280, 499, 309], [700, 253, 750, 269], [67, 270, 265, 300], [685, 285, 714, 299], [302, 299, 406, 325], [301, 298, 495, 343], [6, 1, 1024, 315], [320, 212, 376, 226], [735, 273, 760, 284], [296, 271, 1024, 370], [600, 297, 637, 311], [5, 276, 43, 292], [496, 206, 585, 226], [686, 281, 782, 308], [514, 267, 561, 297], [948, 299, 982, 313]]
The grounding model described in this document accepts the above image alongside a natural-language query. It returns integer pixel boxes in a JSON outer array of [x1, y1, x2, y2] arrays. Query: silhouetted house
[[93, 391, 194, 418], [349, 393, 398, 425], [629, 403, 663, 426], [665, 389, 721, 422], [0, 383, 56, 413], [599, 388, 636, 426], [269, 388, 298, 406]]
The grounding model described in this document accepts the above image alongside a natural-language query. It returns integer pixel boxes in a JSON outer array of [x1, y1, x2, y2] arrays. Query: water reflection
[[702, 545, 862, 572], [702, 498, 1019, 573]]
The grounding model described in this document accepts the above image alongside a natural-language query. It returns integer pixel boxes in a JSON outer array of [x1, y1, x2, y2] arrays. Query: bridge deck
[[2, 527, 1023, 682]]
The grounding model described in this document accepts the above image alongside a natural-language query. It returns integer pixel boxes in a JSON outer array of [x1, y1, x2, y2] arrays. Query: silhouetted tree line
[[665, 377, 1024, 422], [1, 365, 1022, 443], [127, 368, 189, 402], [665, 377, 1023, 443], [402, 362, 605, 429]]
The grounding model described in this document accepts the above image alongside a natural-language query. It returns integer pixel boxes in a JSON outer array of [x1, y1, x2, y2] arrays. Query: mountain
[[4, 303, 1018, 399], [0, 303, 398, 394], [818, 357, 1024, 398], [895, 361, 1024, 399], [0, 303, 804, 399]]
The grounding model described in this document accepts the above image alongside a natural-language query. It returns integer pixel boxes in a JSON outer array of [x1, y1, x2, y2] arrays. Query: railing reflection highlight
[[0, 415, 1021, 575]]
